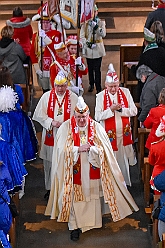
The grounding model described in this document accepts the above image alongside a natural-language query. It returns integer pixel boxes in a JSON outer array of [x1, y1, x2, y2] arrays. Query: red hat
[[65, 35, 82, 47]]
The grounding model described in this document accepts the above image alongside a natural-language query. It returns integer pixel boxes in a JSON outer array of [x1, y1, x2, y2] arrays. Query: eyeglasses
[[55, 84, 67, 88], [75, 115, 88, 120]]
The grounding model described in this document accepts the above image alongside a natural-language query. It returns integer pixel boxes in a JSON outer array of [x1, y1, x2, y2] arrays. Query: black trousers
[[86, 57, 102, 92]]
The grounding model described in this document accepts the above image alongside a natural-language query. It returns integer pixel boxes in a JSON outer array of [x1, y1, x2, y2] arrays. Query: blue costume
[[0, 138, 27, 192], [0, 163, 12, 237], [154, 170, 165, 222], [0, 110, 38, 163], [14, 84, 24, 110]]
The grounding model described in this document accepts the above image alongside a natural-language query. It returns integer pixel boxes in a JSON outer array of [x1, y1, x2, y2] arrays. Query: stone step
[[0, 0, 150, 51]]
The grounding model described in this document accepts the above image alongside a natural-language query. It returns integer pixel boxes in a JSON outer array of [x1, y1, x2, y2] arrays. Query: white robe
[[45, 119, 139, 232], [95, 87, 137, 186], [32, 90, 78, 162]]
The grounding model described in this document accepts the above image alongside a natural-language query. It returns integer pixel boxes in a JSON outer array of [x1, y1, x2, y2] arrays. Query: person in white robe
[[33, 71, 78, 200], [45, 96, 139, 241], [95, 63, 137, 186]]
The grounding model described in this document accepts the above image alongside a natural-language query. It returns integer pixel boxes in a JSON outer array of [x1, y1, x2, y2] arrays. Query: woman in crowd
[[136, 64, 165, 123], [0, 25, 27, 85], [144, 88, 165, 150], [150, 21, 165, 49]]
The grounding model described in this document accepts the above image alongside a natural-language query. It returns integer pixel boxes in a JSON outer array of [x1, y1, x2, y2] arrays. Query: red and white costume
[[95, 64, 137, 186], [50, 41, 87, 96]]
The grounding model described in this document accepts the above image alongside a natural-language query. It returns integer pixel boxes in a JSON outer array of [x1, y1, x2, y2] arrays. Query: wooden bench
[[143, 157, 153, 207], [120, 45, 142, 84], [138, 127, 150, 174], [9, 193, 19, 248], [120, 45, 142, 101], [21, 63, 34, 113]]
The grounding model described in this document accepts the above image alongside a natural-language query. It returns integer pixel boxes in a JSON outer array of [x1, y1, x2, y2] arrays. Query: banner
[[59, 0, 78, 28], [80, 0, 95, 24], [48, 0, 60, 18]]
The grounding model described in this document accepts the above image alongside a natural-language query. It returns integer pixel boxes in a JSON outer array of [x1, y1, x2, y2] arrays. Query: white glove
[[53, 14, 60, 24], [36, 69, 43, 79], [91, 44, 96, 49], [75, 57, 82, 66], [89, 20, 97, 28], [39, 29, 46, 38], [71, 86, 80, 95]]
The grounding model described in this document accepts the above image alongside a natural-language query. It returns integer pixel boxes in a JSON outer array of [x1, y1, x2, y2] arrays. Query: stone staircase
[[0, 0, 153, 51]]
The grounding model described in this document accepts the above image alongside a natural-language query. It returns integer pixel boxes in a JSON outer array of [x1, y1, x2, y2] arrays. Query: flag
[[80, 0, 95, 25], [59, 0, 79, 28], [48, 0, 60, 18]]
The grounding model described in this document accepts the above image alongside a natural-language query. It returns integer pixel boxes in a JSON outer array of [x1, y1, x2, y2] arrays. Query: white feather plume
[[0, 86, 18, 112]]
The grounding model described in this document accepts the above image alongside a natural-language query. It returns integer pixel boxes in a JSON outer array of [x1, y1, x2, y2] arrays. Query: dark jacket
[[154, 169, 165, 222], [0, 37, 27, 84], [145, 5, 165, 34], [138, 72, 165, 122], [132, 47, 165, 78]]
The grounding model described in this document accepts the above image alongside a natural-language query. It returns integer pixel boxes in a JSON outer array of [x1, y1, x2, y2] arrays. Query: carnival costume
[[33, 71, 78, 191], [45, 96, 139, 234], [30, 2, 61, 91], [50, 42, 86, 96], [0, 86, 38, 163], [95, 64, 137, 186]]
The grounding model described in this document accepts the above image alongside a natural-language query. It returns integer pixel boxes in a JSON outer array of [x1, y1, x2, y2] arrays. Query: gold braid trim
[[58, 130, 73, 222], [74, 184, 85, 202], [93, 126, 121, 222], [58, 128, 85, 222], [34, 33, 40, 58]]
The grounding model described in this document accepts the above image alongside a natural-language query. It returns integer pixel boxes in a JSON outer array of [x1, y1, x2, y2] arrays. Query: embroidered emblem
[[107, 129, 116, 142], [73, 163, 80, 174], [46, 129, 53, 138], [124, 124, 131, 136]]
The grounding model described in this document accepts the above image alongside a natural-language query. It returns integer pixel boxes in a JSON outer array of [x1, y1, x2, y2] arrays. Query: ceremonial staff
[[76, 0, 81, 87], [40, 0, 43, 71]]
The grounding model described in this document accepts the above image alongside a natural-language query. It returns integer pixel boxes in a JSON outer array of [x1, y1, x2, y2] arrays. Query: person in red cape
[[45, 96, 139, 241], [30, 2, 61, 93], [95, 63, 137, 186], [6, 6, 33, 63], [33, 70, 78, 200], [143, 88, 165, 150], [50, 41, 86, 96], [149, 115, 165, 195]]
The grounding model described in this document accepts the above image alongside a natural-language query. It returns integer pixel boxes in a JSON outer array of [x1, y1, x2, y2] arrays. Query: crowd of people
[[1, 0, 165, 246]]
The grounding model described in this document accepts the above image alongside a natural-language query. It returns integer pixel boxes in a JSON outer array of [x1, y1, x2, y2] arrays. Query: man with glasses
[[45, 96, 139, 241], [33, 71, 78, 201], [95, 63, 137, 187]]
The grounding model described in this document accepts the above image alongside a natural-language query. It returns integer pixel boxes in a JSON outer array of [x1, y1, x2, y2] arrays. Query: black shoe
[[88, 85, 94, 92], [70, 229, 80, 241], [44, 190, 50, 201], [96, 88, 102, 94]]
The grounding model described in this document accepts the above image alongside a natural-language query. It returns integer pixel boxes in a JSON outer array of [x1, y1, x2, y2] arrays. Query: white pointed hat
[[75, 96, 89, 114], [105, 63, 119, 83]]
